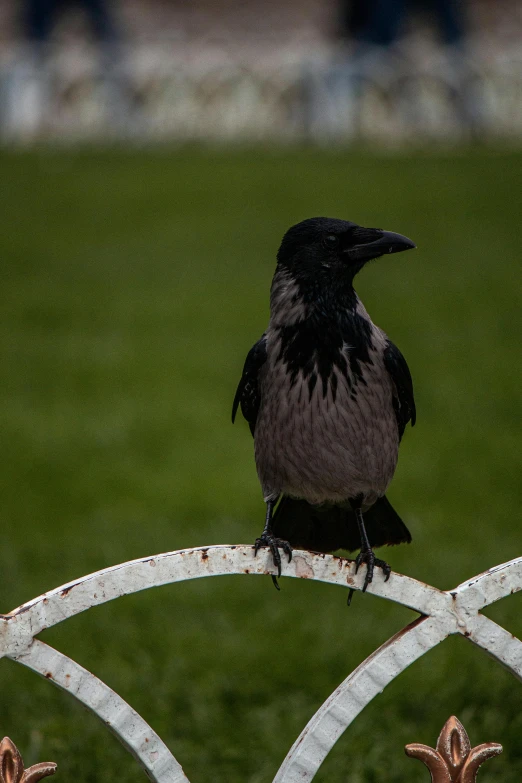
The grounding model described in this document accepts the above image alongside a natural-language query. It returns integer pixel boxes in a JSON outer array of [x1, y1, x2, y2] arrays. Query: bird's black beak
[[343, 228, 416, 265]]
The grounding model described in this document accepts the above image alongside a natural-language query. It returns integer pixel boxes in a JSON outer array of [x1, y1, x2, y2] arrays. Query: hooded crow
[[233, 217, 416, 593]]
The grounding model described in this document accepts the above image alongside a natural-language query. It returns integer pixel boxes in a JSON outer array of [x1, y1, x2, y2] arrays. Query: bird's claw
[[254, 534, 293, 586], [354, 549, 391, 592]]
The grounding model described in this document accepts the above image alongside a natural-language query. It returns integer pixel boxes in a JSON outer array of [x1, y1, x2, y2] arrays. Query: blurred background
[[0, 2, 521, 783], [0, 0, 522, 143]]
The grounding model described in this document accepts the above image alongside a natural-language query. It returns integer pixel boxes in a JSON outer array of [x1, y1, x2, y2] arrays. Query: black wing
[[383, 339, 416, 441], [232, 334, 267, 436]]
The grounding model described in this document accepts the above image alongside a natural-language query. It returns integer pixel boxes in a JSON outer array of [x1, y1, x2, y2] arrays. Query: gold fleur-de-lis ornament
[[405, 716, 502, 783], [0, 737, 56, 783]]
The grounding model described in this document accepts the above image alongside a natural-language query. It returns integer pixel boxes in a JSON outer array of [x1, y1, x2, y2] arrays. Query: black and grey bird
[[232, 217, 416, 593]]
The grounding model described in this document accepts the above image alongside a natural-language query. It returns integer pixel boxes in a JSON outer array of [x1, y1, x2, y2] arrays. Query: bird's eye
[[323, 234, 339, 249]]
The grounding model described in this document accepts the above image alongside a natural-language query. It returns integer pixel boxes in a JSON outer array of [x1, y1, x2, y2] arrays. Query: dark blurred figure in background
[[341, 0, 465, 48], [2, 0, 126, 140], [23, 0, 118, 45], [307, 0, 479, 141]]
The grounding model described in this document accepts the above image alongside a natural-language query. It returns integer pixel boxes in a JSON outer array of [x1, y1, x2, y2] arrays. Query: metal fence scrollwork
[[1, 545, 521, 782], [0, 736, 56, 783], [405, 716, 502, 783]]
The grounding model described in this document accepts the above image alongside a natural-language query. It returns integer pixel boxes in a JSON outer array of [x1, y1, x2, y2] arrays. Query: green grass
[[0, 147, 521, 782]]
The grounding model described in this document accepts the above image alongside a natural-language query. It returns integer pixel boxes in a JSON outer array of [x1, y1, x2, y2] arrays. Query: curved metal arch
[[0, 546, 444, 650], [274, 557, 522, 782], [273, 615, 448, 783], [273, 613, 522, 783], [453, 557, 522, 611], [15, 640, 190, 783], [1, 547, 521, 783]]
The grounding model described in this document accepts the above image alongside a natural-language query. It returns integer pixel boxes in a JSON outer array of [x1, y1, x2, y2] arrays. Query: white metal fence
[[1, 545, 521, 781], [1, 42, 522, 144]]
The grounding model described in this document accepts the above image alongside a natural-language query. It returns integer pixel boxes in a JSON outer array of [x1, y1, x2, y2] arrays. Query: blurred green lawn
[[0, 147, 521, 782]]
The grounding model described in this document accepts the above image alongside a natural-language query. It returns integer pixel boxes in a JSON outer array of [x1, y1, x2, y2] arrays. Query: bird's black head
[[276, 217, 415, 291]]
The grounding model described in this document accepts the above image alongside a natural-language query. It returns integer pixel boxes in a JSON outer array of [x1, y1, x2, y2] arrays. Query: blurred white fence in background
[[1, 41, 521, 144]]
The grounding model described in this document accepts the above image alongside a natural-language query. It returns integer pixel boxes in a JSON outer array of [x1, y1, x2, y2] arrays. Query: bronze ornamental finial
[[405, 715, 502, 783], [0, 737, 56, 783]]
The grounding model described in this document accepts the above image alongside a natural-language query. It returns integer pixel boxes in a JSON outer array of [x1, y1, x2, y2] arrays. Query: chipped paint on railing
[[16, 640, 189, 783], [1, 546, 521, 782]]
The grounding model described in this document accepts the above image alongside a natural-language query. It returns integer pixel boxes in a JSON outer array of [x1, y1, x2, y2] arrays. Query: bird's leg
[[254, 499, 293, 590], [353, 503, 391, 593]]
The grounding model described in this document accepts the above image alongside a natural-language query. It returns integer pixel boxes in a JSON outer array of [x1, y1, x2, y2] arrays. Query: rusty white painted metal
[[1, 546, 521, 782], [16, 640, 189, 783]]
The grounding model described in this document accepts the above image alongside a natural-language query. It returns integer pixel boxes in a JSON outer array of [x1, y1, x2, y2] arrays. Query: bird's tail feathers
[[272, 495, 411, 554]]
